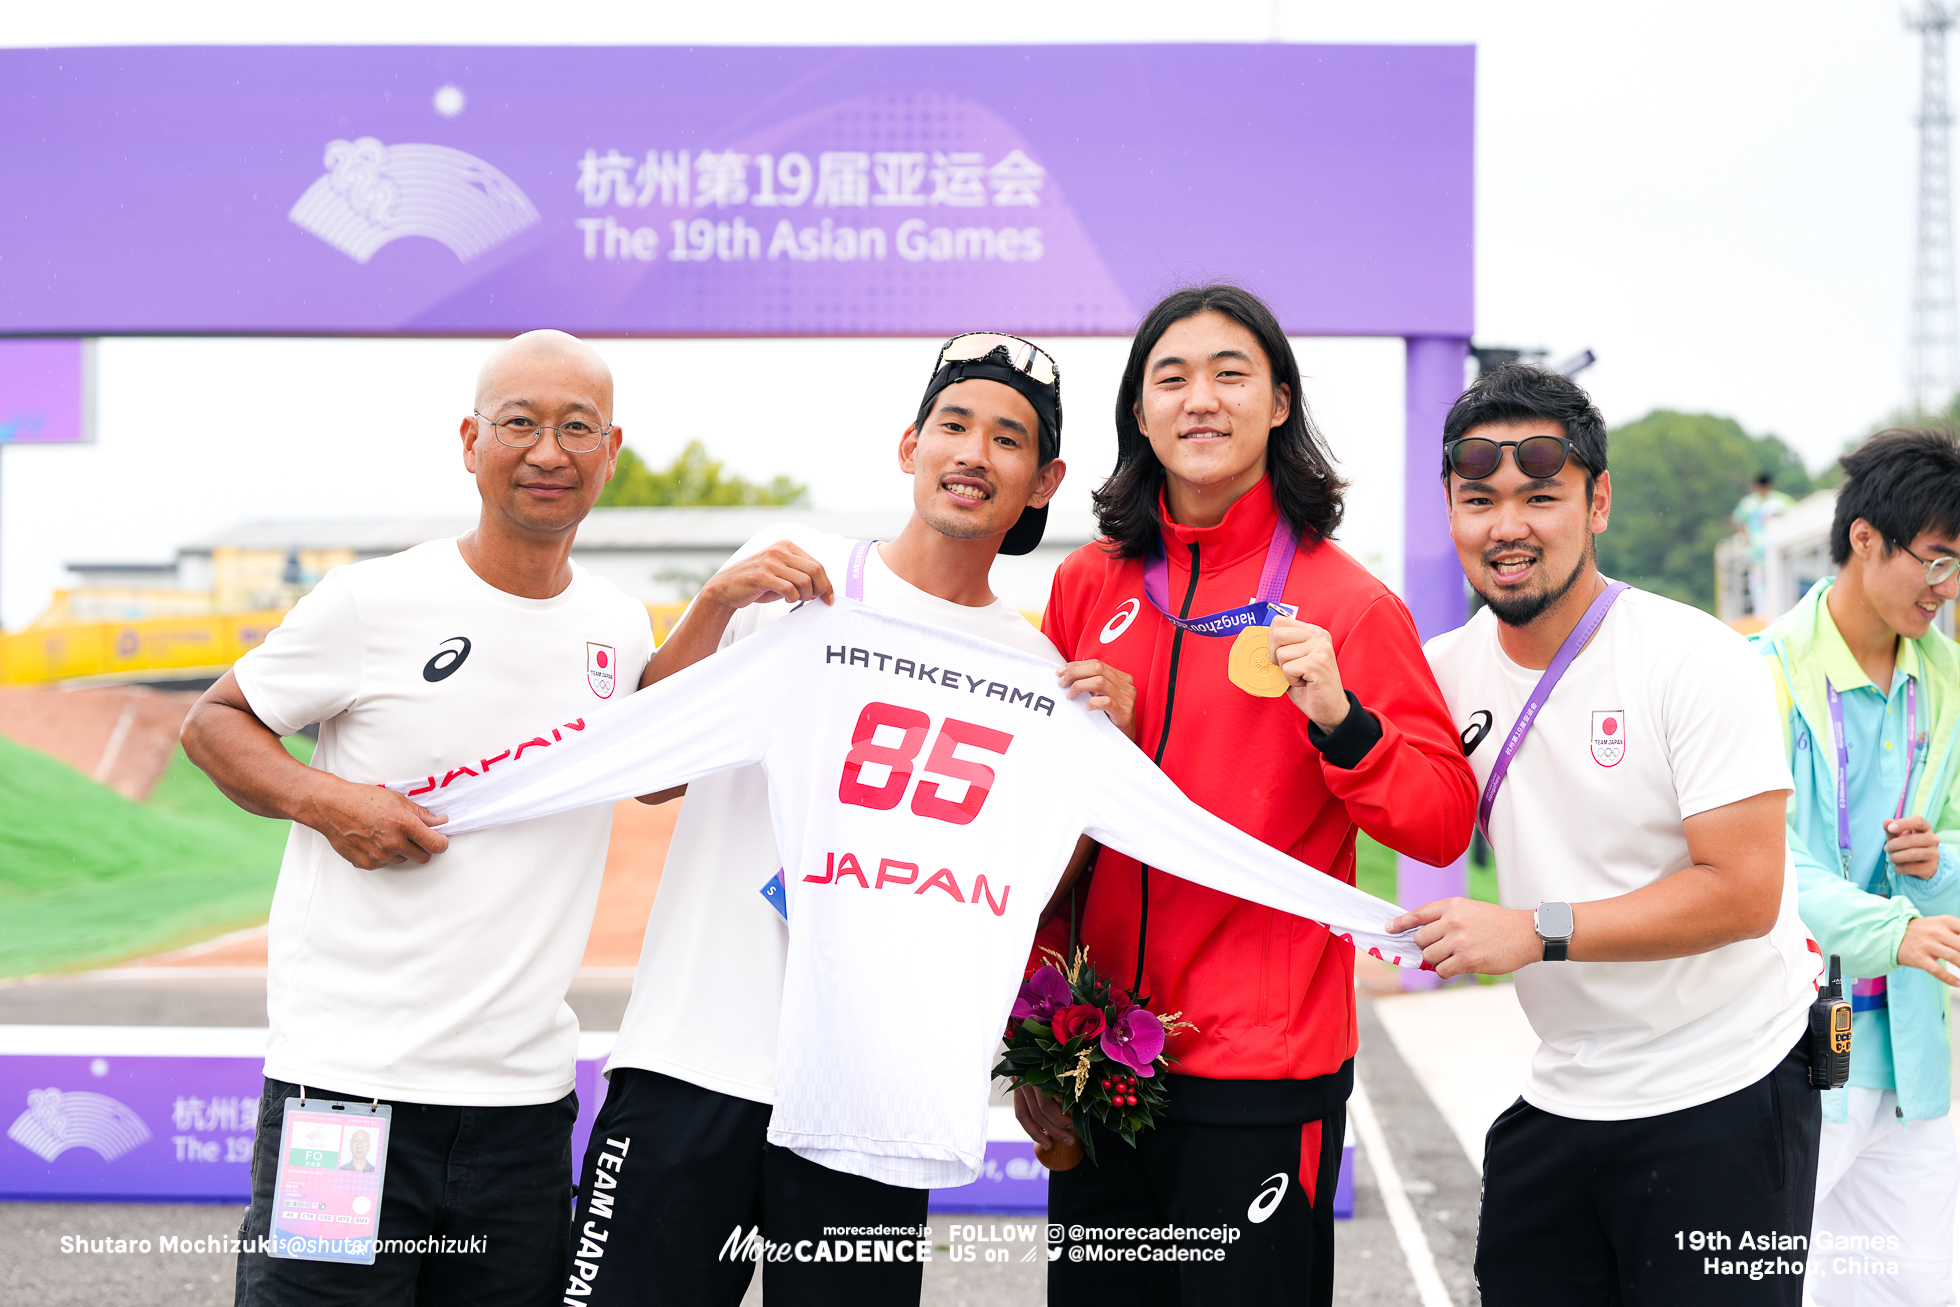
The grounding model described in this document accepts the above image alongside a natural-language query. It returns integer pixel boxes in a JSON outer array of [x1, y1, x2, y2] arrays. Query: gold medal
[[1229, 626, 1291, 698]]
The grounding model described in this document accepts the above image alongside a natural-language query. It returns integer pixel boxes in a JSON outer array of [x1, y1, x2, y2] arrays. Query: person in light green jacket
[[1755, 427, 1960, 1304]]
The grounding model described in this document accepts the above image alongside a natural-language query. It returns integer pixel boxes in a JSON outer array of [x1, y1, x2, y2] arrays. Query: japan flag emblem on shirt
[[587, 643, 617, 699], [1590, 710, 1626, 767]]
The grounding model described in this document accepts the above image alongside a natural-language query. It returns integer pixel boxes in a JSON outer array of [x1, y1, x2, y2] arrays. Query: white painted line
[[1350, 1071, 1454, 1307], [91, 696, 138, 784], [0, 1025, 269, 1056], [0, 1025, 624, 1062]]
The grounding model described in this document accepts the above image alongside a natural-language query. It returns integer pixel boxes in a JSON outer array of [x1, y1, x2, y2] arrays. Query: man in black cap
[[562, 333, 1117, 1307]]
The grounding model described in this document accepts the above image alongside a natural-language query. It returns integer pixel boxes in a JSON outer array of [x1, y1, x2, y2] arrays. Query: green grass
[[0, 734, 310, 977]]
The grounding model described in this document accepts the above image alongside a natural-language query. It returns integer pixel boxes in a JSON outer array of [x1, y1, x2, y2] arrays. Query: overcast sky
[[0, 1, 1930, 628]]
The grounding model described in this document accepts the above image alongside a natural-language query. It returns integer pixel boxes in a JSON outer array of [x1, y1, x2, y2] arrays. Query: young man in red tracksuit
[[1016, 285, 1476, 1304]]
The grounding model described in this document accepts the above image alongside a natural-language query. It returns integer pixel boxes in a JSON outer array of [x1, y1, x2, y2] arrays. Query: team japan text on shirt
[[390, 600, 1421, 1188]]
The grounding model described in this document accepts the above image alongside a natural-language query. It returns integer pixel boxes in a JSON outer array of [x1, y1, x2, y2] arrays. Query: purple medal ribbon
[[1476, 581, 1630, 839], [1141, 520, 1301, 637], [1824, 673, 1924, 1015], [845, 538, 878, 602]]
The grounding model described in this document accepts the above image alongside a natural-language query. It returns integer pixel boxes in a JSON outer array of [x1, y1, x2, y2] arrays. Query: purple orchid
[[1011, 965, 1073, 1023], [1100, 1007, 1167, 1077]]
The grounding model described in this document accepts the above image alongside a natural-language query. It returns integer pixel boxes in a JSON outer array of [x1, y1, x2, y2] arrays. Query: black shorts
[[1045, 1105, 1346, 1306], [1475, 1041, 1821, 1306], [564, 1066, 930, 1307], [234, 1076, 576, 1307]]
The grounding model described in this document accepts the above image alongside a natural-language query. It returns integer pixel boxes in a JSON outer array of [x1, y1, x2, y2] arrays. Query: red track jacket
[[1034, 483, 1475, 1088]]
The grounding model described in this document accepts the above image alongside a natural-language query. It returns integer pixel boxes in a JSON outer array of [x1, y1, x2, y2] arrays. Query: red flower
[[1106, 989, 1137, 1016], [1050, 1004, 1108, 1045]]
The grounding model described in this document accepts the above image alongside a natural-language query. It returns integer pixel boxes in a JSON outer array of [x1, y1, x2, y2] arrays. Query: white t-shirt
[[1424, 585, 1811, 1121], [609, 525, 1063, 1104], [233, 539, 654, 1106], [393, 600, 1423, 1187]]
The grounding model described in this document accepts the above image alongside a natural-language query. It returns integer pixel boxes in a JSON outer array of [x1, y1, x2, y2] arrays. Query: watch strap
[[1542, 937, 1569, 962]]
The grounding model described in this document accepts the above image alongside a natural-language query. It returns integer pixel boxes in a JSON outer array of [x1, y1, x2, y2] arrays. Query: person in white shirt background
[[1400, 363, 1818, 1306], [564, 332, 1131, 1307], [181, 330, 654, 1307]]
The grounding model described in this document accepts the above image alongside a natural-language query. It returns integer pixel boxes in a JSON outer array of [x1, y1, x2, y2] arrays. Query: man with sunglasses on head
[[182, 330, 654, 1307], [1401, 364, 1818, 1305], [562, 333, 1101, 1307], [1755, 428, 1960, 1305]]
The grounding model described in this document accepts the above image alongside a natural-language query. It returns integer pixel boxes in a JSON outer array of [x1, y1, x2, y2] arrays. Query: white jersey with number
[[389, 600, 1422, 1187], [608, 526, 1063, 1103], [1424, 585, 1810, 1121], [233, 539, 654, 1106]]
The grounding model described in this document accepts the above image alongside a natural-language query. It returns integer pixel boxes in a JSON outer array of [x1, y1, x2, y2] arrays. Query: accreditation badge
[[268, 1097, 391, 1265], [1228, 626, 1291, 698]]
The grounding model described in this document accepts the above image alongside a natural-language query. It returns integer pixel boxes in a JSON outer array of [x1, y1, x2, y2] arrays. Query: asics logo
[[1248, 1171, 1288, 1224], [1460, 709, 1493, 757], [423, 636, 472, 683], [1100, 599, 1141, 644]]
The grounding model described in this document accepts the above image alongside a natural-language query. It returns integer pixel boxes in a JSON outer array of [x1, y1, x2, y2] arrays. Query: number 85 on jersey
[[837, 702, 1014, 827]]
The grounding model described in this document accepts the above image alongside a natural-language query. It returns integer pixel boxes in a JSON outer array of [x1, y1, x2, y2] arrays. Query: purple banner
[[0, 45, 1472, 338], [0, 1040, 1044, 1211], [0, 339, 93, 444], [2, 1052, 261, 1201]]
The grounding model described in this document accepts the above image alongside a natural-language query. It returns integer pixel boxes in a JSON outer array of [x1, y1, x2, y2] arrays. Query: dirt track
[[0, 684, 198, 801]]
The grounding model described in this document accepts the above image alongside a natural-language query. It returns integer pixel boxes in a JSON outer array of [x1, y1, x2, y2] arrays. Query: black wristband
[[1305, 690, 1382, 770], [1542, 939, 1569, 962]]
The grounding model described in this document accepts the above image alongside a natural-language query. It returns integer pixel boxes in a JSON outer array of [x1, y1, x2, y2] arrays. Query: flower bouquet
[[991, 947, 1195, 1171]]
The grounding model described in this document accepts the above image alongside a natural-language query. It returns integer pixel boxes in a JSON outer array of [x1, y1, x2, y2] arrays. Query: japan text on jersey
[[384, 601, 1424, 1187]]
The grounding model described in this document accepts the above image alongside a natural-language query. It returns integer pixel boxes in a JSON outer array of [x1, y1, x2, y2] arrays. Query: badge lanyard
[[1141, 521, 1301, 636], [845, 538, 877, 603], [1823, 677, 1923, 879], [1476, 581, 1630, 839], [1824, 674, 1925, 1014]]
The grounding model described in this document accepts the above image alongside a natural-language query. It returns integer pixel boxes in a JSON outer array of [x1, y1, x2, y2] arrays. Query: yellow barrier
[[1, 604, 701, 684], [0, 612, 289, 684]]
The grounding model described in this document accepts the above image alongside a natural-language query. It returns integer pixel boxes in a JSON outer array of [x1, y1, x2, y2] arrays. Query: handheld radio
[[1807, 954, 1851, 1090]]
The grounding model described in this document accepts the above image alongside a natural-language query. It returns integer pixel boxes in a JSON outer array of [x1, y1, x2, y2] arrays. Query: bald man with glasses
[[183, 330, 655, 1307]]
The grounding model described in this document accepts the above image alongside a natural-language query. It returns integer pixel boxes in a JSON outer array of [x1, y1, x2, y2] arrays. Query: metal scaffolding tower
[[1912, 1, 1959, 415]]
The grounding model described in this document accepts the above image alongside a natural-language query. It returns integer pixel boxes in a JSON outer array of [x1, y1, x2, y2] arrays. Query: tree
[[596, 441, 808, 508], [1594, 412, 1813, 612]]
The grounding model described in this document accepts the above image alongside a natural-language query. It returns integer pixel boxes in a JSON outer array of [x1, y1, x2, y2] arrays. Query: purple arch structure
[[1, 43, 1475, 916]]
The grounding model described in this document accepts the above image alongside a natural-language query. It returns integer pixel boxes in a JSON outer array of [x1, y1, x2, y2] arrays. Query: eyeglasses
[[937, 332, 1059, 387], [1898, 541, 1960, 588], [1445, 434, 1582, 481], [473, 411, 611, 454]]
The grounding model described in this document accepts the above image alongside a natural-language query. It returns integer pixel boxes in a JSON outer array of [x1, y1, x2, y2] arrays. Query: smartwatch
[[1534, 901, 1574, 962]]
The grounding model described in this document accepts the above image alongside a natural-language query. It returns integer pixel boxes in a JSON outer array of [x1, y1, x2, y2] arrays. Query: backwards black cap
[[914, 333, 1062, 556]]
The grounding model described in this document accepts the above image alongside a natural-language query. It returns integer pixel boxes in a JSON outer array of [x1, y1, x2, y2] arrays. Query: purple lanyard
[[845, 539, 878, 602], [1823, 675, 1923, 879], [1476, 581, 1629, 839], [1141, 520, 1301, 637]]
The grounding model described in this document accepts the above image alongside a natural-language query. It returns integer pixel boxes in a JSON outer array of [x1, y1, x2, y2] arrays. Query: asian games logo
[[289, 137, 541, 264], [8, 1087, 152, 1163], [1591, 710, 1626, 767], [587, 643, 617, 699]]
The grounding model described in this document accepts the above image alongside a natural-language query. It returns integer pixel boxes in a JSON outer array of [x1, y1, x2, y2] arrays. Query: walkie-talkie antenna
[[1829, 953, 1843, 998]]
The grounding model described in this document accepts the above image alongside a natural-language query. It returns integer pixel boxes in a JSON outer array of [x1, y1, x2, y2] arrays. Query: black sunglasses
[[1445, 435, 1583, 481]]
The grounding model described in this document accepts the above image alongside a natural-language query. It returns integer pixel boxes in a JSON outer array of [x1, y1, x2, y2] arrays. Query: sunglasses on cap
[[936, 332, 1059, 388], [1445, 434, 1587, 481]]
